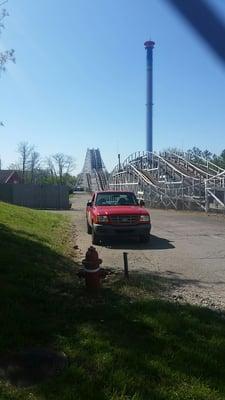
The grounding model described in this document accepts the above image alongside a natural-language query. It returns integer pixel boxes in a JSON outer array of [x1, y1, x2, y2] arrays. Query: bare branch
[[1, 2, 15, 125], [0, 49, 15, 74], [29, 151, 41, 183], [50, 153, 76, 184], [17, 142, 34, 183]]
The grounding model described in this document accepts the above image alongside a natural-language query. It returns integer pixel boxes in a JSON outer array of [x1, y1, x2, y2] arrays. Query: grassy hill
[[0, 202, 75, 352], [1, 201, 225, 400]]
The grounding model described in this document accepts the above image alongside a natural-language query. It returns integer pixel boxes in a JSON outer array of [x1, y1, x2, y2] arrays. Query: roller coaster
[[109, 151, 225, 212], [78, 148, 108, 192], [78, 148, 225, 212]]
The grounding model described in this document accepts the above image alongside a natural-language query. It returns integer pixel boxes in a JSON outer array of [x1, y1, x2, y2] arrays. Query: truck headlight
[[140, 215, 150, 222], [97, 215, 109, 223]]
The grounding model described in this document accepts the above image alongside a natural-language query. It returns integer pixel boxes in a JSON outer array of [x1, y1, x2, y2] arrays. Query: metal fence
[[0, 184, 70, 209]]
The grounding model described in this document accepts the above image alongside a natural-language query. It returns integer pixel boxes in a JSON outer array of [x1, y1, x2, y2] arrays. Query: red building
[[0, 170, 21, 184]]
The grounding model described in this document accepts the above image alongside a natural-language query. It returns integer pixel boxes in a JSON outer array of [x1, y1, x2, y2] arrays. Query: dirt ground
[[69, 193, 225, 310]]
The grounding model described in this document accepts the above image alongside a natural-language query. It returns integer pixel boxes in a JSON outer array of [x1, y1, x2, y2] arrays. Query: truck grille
[[110, 215, 139, 225]]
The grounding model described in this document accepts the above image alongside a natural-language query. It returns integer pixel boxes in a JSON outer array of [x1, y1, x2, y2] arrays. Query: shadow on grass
[[0, 223, 78, 351], [103, 234, 175, 250], [114, 270, 202, 297], [1, 223, 225, 400]]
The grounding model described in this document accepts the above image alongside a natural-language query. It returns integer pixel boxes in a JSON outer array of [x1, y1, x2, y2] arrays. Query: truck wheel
[[140, 234, 150, 243], [87, 220, 92, 234], [92, 229, 100, 245]]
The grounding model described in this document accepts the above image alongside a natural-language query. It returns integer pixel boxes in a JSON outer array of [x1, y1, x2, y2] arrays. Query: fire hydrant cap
[[82, 246, 102, 269]]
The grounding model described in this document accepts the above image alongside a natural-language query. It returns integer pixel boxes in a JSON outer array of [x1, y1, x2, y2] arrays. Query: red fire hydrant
[[82, 246, 102, 289]]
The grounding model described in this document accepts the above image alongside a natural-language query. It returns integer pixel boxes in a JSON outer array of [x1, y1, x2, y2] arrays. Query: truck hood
[[94, 205, 149, 216]]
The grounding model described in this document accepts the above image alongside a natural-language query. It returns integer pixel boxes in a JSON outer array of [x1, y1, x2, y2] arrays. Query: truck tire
[[92, 228, 100, 245], [87, 220, 92, 234]]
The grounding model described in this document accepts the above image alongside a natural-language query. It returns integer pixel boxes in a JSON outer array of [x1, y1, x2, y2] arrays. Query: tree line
[[162, 147, 225, 169], [6, 142, 76, 187], [187, 147, 225, 169]]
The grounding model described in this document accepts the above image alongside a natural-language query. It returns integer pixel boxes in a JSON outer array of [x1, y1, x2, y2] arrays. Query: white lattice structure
[[77, 149, 108, 192], [109, 151, 225, 212]]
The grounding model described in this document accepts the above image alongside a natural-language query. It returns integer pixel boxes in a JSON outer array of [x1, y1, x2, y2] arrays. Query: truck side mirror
[[87, 201, 93, 207], [139, 199, 145, 207]]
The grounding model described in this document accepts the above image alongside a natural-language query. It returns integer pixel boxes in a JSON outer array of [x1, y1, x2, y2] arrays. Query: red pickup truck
[[86, 191, 151, 245]]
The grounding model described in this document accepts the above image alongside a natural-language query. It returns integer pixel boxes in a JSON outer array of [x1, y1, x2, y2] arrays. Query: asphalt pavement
[[71, 193, 225, 310]]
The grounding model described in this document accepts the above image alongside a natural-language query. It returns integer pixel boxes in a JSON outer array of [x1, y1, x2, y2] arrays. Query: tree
[[186, 147, 202, 162], [161, 147, 184, 157], [10, 143, 77, 186], [0, 4, 15, 74], [220, 149, 225, 161], [212, 149, 225, 169], [0, 48, 15, 75], [51, 153, 75, 184], [202, 150, 212, 160], [0, 2, 15, 126], [8, 162, 20, 170], [29, 151, 41, 183], [17, 142, 34, 183], [46, 157, 57, 183], [62, 172, 77, 190]]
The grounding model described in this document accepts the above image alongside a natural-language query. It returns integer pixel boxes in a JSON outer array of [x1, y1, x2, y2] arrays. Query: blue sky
[[1, 0, 225, 173]]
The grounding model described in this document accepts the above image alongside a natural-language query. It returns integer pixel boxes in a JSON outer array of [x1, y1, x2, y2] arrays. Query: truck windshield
[[95, 192, 138, 206]]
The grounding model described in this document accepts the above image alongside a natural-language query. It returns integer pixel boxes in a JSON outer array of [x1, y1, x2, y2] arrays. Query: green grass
[[1, 201, 225, 399]]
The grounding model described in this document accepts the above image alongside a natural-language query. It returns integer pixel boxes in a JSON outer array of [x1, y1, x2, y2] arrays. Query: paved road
[[70, 193, 225, 309]]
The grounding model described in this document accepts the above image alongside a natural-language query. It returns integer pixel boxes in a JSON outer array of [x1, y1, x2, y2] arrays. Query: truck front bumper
[[93, 223, 151, 238]]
